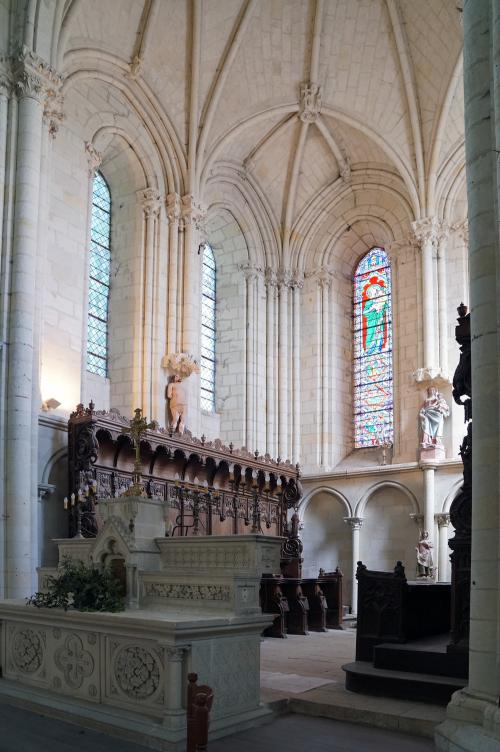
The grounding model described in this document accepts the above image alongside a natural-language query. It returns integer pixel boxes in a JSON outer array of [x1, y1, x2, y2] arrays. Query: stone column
[[180, 195, 206, 438], [5, 50, 60, 598], [181, 195, 206, 356], [412, 218, 439, 375], [420, 462, 436, 540], [0, 74, 11, 588], [165, 647, 186, 713], [265, 270, 277, 458], [255, 271, 267, 453], [139, 188, 162, 419], [278, 274, 289, 460], [437, 224, 450, 378], [243, 266, 258, 450], [166, 193, 181, 354], [291, 274, 303, 463], [435, 1, 500, 748], [163, 646, 187, 730], [320, 272, 331, 469], [435, 513, 450, 583], [344, 517, 363, 613]]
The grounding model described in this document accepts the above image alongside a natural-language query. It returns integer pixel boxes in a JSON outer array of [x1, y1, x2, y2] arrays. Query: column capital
[[43, 91, 64, 138], [85, 141, 103, 176], [12, 46, 63, 104], [419, 460, 438, 471], [264, 267, 278, 288], [435, 513, 450, 527], [344, 516, 363, 530], [239, 263, 262, 282], [164, 646, 187, 662], [181, 194, 207, 233], [165, 192, 182, 223], [308, 266, 335, 289], [276, 268, 303, 289], [299, 81, 322, 123], [138, 187, 162, 217], [452, 218, 469, 246], [411, 217, 441, 248], [437, 221, 452, 243], [0, 61, 12, 97]]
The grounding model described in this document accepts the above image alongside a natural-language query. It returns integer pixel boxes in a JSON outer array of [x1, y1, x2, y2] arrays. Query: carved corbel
[[85, 141, 103, 176]]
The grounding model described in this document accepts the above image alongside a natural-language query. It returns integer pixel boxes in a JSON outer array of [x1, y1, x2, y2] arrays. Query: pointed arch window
[[200, 243, 216, 412], [353, 247, 393, 447], [86, 171, 111, 377]]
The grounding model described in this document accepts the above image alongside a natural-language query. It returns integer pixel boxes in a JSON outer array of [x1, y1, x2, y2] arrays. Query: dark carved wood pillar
[[448, 304, 471, 651]]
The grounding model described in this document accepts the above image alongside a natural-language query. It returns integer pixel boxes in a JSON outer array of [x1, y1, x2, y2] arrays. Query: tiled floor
[[0, 702, 434, 752], [210, 714, 435, 752], [260, 629, 445, 738], [0, 629, 444, 751]]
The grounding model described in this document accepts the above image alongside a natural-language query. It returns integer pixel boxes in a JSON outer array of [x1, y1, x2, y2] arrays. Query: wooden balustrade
[[66, 403, 302, 540]]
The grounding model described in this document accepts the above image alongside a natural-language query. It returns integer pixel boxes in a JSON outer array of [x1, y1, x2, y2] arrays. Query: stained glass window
[[200, 243, 216, 412], [86, 171, 111, 377], [353, 247, 393, 447]]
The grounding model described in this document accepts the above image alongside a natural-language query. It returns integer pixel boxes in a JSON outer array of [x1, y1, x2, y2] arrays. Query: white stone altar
[[0, 497, 282, 750]]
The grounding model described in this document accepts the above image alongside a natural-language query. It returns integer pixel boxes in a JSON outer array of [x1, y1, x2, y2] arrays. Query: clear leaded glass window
[[200, 243, 216, 412], [353, 247, 393, 447], [87, 171, 111, 377]]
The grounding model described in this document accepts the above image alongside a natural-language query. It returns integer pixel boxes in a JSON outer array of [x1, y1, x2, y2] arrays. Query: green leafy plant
[[27, 558, 125, 613]]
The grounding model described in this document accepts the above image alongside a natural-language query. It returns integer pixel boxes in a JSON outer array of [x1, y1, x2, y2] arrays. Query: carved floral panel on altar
[[6, 624, 47, 683], [3, 622, 101, 701], [105, 638, 166, 714]]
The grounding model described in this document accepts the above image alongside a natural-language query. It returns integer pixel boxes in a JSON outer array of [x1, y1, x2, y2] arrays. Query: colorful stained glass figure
[[200, 244, 216, 412], [87, 172, 111, 377], [353, 247, 393, 447]]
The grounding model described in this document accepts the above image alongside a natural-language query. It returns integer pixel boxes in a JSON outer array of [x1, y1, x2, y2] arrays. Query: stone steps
[[373, 639, 468, 680], [343, 660, 467, 706]]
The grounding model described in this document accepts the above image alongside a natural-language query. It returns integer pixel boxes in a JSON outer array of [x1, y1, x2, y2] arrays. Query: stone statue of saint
[[166, 374, 188, 433], [416, 530, 434, 578], [419, 386, 450, 448]]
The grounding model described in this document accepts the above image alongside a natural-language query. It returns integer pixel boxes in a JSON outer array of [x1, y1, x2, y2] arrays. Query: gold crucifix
[[121, 408, 157, 497]]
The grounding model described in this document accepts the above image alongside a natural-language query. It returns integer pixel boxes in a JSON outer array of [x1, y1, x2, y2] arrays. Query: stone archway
[[300, 489, 353, 610]]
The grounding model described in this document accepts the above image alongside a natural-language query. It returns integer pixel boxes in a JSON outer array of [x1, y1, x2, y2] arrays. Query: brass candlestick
[[121, 408, 156, 497]]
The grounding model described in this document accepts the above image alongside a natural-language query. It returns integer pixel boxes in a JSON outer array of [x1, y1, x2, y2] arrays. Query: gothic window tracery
[[201, 243, 216, 412], [86, 171, 111, 377], [353, 247, 393, 447]]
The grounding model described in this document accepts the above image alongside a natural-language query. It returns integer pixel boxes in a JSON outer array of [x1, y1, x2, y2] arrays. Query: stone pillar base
[[435, 689, 500, 752]]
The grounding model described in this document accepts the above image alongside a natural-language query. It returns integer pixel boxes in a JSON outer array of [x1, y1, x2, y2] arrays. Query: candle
[[70, 493, 75, 506], [63, 497, 68, 509]]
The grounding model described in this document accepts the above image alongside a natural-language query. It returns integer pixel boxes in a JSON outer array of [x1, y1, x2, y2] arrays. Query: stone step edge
[[344, 661, 468, 686], [287, 696, 441, 740]]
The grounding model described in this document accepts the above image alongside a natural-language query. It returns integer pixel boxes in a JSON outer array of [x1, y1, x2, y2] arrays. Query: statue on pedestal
[[167, 374, 188, 434], [419, 386, 450, 448], [162, 352, 200, 434], [416, 530, 434, 578]]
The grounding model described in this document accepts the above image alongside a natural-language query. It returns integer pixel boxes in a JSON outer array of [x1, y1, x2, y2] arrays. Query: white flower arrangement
[[162, 352, 200, 378]]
